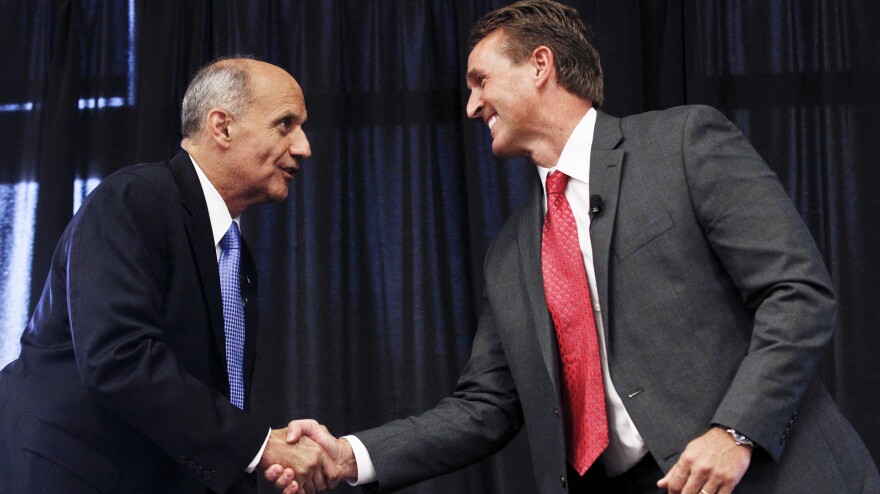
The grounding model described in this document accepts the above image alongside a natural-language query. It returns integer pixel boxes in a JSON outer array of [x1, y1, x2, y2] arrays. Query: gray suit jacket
[[356, 106, 879, 493]]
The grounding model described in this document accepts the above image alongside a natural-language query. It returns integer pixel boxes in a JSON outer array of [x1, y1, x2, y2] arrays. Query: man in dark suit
[[268, 1, 880, 493], [0, 57, 337, 493]]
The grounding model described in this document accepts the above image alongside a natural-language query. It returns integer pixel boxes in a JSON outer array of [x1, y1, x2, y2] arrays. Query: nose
[[290, 130, 312, 159], [466, 90, 483, 119]]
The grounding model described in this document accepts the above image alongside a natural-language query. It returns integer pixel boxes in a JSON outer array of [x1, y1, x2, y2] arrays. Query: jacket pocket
[[614, 212, 675, 261], [23, 419, 121, 493]]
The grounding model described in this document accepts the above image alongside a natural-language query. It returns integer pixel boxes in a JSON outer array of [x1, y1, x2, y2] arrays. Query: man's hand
[[258, 427, 340, 494], [264, 419, 358, 494], [657, 426, 752, 494]]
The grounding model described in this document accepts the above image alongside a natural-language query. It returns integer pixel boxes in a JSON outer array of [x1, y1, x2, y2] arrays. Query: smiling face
[[226, 62, 311, 210], [465, 30, 540, 158]]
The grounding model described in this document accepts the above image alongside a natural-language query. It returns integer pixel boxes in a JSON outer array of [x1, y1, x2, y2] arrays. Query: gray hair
[[180, 56, 256, 138]]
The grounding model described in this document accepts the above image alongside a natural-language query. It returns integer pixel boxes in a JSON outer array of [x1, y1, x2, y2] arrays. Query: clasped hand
[[262, 419, 356, 494]]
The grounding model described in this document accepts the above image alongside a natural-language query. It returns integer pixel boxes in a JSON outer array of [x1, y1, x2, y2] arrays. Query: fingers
[[274, 467, 297, 491], [319, 441, 341, 488], [659, 427, 752, 493], [287, 436, 332, 493], [265, 464, 300, 493], [658, 461, 690, 493], [274, 419, 346, 491], [264, 464, 284, 483], [286, 419, 315, 443], [660, 457, 742, 494], [680, 466, 709, 494], [286, 419, 340, 460], [285, 418, 325, 443]]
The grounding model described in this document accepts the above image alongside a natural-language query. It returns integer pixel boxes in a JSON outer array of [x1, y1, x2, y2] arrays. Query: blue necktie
[[219, 221, 245, 409]]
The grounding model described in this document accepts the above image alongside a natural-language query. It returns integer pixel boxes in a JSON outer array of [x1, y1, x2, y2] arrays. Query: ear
[[532, 46, 555, 89], [206, 108, 233, 149]]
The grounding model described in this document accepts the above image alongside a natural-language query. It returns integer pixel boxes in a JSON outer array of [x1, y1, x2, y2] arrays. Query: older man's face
[[228, 63, 311, 206]]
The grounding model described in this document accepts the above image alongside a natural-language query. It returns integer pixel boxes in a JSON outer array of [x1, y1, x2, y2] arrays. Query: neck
[[182, 140, 245, 217], [529, 97, 592, 169]]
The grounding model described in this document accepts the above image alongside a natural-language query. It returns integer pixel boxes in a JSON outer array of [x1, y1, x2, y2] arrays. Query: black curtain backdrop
[[1, 1, 878, 493]]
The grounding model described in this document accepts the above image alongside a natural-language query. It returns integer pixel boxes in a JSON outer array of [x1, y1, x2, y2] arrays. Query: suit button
[[554, 408, 560, 419], [561, 476, 566, 488]]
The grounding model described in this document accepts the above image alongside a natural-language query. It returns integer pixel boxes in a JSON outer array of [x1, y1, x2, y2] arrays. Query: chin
[[271, 190, 290, 203], [491, 141, 516, 158], [265, 185, 291, 203]]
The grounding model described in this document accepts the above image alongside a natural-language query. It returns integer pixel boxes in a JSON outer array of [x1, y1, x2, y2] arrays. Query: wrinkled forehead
[[249, 67, 308, 122]]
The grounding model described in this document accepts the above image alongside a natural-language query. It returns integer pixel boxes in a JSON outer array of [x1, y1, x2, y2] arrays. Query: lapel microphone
[[589, 194, 604, 219]]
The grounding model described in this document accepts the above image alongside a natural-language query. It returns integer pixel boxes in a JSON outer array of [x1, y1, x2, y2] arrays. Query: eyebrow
[[465, 69, 482, 88], [276, 110, 306, 125]]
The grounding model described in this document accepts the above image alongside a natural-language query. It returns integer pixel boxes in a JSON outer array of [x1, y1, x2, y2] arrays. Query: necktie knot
[[220, 222, 241, 252], [547, 171, 570, 195]]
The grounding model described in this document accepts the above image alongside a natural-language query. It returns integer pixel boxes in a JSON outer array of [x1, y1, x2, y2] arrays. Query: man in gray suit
[[268, 1, 879, 493]]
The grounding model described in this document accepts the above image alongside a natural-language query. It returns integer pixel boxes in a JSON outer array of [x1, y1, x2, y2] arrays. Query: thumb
[[285, 420, 306, 443], [301, 421, 339, 455]]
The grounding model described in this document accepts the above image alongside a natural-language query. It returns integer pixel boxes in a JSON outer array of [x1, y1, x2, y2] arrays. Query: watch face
[[727, 428, 755, 446]]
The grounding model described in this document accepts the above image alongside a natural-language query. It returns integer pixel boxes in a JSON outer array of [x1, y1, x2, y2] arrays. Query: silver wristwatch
[[725, 428, 756, 448]]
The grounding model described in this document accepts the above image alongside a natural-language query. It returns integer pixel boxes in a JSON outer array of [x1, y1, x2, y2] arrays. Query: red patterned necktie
[[541, 171, 609, 474]]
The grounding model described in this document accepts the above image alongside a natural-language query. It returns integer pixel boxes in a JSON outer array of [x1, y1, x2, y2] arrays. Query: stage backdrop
[[0, 1, 877, 492]]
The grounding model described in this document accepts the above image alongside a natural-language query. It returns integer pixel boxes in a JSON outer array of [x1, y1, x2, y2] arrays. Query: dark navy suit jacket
[[0, 151, 269, 493]]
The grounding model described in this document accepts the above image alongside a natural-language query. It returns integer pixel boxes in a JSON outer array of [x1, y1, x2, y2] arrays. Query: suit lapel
[[169, 151, 228, 362], [519, 181, 562, 396], [521, 111, 625, 388], [589, 111, 624, 340], [240, 238, 259, 408]]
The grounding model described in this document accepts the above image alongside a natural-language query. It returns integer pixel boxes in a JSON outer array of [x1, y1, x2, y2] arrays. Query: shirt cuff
[[342, 434, 377, 485], [246, 429, 272, 474]]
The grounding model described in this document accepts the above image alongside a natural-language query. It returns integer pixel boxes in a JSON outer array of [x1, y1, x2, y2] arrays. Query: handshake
[[257, 420, 357, 494]]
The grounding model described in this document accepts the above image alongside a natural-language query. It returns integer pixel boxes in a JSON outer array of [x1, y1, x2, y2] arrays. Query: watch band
[[725, 428, 756, 447]]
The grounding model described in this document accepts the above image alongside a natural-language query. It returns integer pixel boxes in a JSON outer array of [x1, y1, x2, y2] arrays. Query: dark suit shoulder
[[77, 160, 183, 221], [620, 104, 724, 124], [93, 160, 177, 198], [611, 105, 744, 161], [618, 105, 733, 137]]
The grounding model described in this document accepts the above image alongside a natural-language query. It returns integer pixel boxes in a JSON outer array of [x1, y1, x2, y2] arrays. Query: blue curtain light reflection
[[0, 182, 38, 367]]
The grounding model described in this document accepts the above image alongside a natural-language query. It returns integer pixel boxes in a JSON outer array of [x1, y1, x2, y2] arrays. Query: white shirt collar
[[537, 107, 597, 188], [189, 155, 238, 248]]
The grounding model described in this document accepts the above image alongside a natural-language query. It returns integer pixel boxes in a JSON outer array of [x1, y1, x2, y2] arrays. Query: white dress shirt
[[536, 108, 647, 476], [347, 108, 647, 484], [190, 156, 270, 473]]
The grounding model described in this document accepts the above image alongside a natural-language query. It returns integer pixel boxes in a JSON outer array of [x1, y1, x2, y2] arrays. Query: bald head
[[181, 57, 261, 139]]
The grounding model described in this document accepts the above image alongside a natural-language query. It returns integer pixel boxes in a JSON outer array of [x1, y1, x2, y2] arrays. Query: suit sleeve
[[354, 288, 525, 492], [66, 171, 268, 492], [680, 106, 836, 460]]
